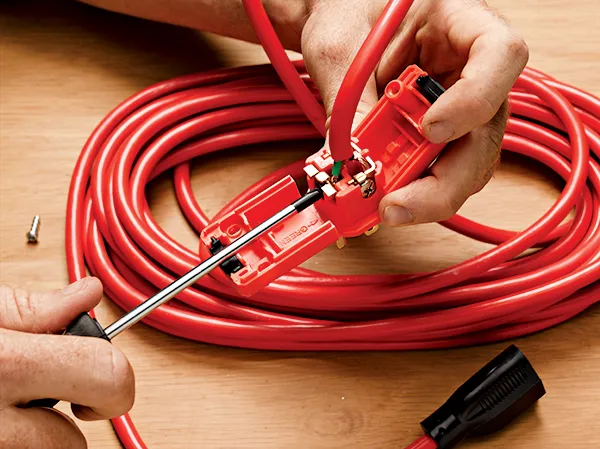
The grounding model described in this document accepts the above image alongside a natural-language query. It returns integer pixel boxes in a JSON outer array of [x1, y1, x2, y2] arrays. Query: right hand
[[300, 0, 527, 227], [0, 277, 135, 449], [75, 1, 528, 226]]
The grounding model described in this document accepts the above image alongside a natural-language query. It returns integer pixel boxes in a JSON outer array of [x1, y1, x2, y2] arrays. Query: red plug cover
[[305, 65, 445, 236], [200, 65, 445, 296], [199, 176, 340, 295]]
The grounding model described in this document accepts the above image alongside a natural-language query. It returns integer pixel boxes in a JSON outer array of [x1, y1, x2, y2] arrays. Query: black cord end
[[420, 345, 545, 449]]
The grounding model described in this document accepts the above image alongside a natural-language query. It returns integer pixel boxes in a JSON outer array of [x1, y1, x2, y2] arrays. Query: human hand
[[0, 277, 135, 449], [76, 0, 528, 226], [301, 0, 528, 226]]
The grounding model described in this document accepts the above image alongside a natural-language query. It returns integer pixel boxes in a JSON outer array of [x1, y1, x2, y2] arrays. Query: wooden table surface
[[1, 1, 599, 448]]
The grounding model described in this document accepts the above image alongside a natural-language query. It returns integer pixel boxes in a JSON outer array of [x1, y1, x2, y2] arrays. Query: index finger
[[422, 4, 529, 143], [2, 329, 135, 419]]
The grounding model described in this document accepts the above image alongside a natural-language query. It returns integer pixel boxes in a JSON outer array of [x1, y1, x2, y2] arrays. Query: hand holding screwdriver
[[0, 188, 323, 449], [0, 278, 135, 449]]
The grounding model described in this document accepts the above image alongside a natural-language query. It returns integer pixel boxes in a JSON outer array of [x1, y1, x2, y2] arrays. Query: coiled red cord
[[64, 0, 599, 447]]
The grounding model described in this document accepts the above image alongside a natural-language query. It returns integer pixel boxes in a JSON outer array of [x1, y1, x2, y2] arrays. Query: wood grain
[[1, 1, 599, 448]]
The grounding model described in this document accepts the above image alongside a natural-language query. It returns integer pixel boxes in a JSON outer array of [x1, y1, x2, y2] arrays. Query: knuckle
[[439, 193, 463, 221], [485, 103, 508, 151], [471, 92, 499, 123], [504, 31, 529, 65], [267, 1, 309, 42], [0, 285, 38, 331], [473, 154, 500, 195], [302, 12, 357, 68], [13, 288, 36, 328], [486, 120, 505, 152], [469, 115, 505, 196], [431, 178, 464, 222], [309, 34, 347, 65], [91, 341, 134, 411], [494, 100, 510, 125]]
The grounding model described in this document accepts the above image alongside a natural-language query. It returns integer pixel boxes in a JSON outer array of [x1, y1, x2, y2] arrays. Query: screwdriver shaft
[[103, 188, 323, 339]]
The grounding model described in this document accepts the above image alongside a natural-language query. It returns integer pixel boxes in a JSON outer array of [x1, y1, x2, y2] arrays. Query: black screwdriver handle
[[25, 313, 110, 409]]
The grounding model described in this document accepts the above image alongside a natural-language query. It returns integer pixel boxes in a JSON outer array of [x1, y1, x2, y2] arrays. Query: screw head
[[26, 215, 41, 244], [361, 179, 376, 198]]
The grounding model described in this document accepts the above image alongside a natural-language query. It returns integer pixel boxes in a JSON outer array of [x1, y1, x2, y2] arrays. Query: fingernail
[[62, 278, 87, 295], [383, 206, 414, 226], [426, 121, 453, 143]]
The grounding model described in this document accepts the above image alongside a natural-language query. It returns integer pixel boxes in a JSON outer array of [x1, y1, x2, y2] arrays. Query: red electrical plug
[[200, 65, 446, 296]]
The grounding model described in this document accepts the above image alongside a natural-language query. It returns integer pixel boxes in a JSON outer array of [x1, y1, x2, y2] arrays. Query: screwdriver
[[27, 187, 323, 409]]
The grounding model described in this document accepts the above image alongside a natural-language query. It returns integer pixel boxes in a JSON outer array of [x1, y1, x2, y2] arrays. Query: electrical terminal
[[304, 165, 337, 197], [201, 64, 447, 296], [304, 148, 378, 199]]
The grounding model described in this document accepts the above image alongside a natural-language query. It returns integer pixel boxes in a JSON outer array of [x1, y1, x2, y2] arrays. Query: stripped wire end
[[331, 161, 343, 179]]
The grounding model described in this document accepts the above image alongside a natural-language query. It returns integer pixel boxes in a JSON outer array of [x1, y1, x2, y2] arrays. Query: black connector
[[421, 345, 545, 449], [209, 237, 244, 276], [416, 75, 445, 104]]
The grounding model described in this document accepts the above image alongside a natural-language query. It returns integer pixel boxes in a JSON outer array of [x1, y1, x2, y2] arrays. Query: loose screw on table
[[26, 215, 41, 243], [25, 188, 324, 409]]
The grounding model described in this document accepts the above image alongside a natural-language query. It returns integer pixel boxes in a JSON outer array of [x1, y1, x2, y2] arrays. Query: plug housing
[[199, 65, 446, 296], [420, 345, 545, 449]]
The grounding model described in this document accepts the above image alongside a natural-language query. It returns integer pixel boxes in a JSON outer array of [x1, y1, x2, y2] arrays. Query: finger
[[302, 0, 379, 129], [380, 100, 508, 225], [1, 329, 135, 419], [71, 403, 108, 421], [0, 277, 103, 333], [421, 2, 528, 143], [0, 406, 86, 449], [323, 75, 379, 152], [351, 75, 379, 131]]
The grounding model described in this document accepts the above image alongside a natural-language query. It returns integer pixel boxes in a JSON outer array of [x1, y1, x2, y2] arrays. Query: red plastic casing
[[199, 176, 339, 294], [200, 65, 446, 296]]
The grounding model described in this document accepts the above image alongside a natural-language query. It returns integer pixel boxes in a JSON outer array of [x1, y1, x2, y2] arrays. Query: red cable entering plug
[[404, 436, 438, 449]]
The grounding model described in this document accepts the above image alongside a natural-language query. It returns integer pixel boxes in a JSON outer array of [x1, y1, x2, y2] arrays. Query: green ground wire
[[331, 161, 343, 178]]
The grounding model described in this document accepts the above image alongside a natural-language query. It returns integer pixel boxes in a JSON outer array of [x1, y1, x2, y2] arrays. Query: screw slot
[[360, 179, 376, 198]]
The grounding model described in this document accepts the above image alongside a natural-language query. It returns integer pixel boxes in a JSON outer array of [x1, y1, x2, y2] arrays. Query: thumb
[[0, 277, 103, 333]]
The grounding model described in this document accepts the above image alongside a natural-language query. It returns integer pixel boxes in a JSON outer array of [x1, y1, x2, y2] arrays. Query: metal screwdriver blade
[[102, 188, 323, 339]]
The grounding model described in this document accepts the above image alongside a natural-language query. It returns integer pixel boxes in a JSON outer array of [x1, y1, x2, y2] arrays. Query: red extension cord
[[64, 0, 599, 447]]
